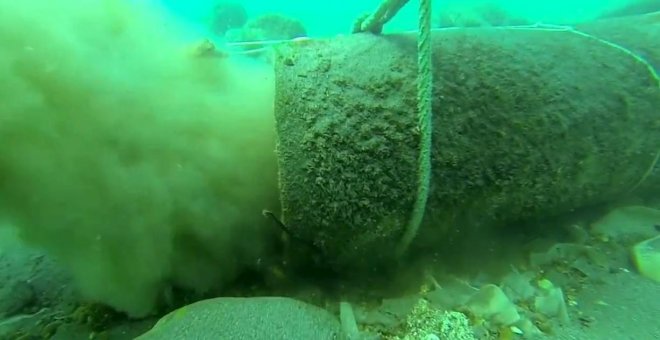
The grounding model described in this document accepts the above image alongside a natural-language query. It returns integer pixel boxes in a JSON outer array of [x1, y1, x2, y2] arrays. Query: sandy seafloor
[[1, 200, 659, 340]]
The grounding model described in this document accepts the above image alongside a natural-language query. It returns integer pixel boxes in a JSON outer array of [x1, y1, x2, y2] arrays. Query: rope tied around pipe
[[353, 0, 410, 34], [352, 0, 434, 256]]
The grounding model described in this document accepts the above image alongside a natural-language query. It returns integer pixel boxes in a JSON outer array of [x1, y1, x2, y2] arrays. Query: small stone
[[631, 235, 660, 283], [466, 284, 520, 326]]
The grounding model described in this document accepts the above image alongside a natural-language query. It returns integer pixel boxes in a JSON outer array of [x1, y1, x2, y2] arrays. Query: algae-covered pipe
[[273, 16, 660, 271]]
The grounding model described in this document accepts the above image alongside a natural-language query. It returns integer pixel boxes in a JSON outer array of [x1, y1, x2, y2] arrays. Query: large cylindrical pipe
[[273, 17, 660, 270]]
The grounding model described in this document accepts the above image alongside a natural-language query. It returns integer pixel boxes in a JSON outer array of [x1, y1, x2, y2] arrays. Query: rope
[[628, 149, 660, 194], [353, 0, 410, 34], [351, 0, 434, 256], [396, 0, 433, 257]]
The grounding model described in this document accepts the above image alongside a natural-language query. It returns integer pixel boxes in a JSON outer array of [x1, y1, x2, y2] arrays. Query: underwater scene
[[0, 0, 659, 339]]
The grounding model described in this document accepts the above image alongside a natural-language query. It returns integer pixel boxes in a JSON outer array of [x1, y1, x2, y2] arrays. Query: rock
[[355, 295, 419, 329], [500, 271, 535, 303], [340, 301, 360, 340], [0, 280, 35, 317], [0, 309, 48, 339], [466, 284, 520, 326], [135, 297, 342, 340], [401, 299, 475, 340], [591, 206, 660, 240], [631, 235, 660, 283], [534, 280, 569, 324]]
